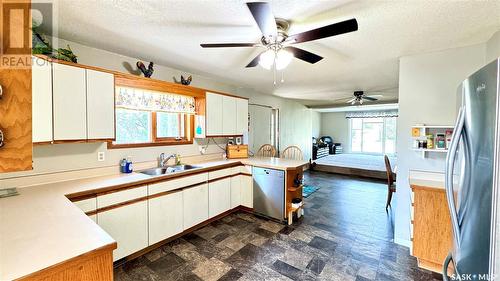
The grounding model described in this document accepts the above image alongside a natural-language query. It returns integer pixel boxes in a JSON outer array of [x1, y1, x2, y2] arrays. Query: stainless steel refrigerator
[[443, 58, 499, 280]]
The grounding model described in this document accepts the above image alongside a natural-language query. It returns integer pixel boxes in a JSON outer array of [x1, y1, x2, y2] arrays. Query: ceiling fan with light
[[200, 2, 358, 75], [339, 91, 383, 105]]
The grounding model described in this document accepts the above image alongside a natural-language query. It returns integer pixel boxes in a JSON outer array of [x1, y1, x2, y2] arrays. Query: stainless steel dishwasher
[[252, 167, 285, 221]]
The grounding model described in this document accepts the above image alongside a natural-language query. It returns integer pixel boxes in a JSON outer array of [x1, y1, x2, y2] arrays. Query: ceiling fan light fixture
[[275, 49, 293, 70], [259, 49, 275, 70]]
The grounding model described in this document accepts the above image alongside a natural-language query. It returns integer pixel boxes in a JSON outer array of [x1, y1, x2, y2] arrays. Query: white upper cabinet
[[236, 98, 248, 135], [222, 95, 237, 135], [206, 92, 248, 137], [32, 58, 53, 143], [86, 69, 115, 140], [206, 92, 223, 136], [52, 63, 87, 140]]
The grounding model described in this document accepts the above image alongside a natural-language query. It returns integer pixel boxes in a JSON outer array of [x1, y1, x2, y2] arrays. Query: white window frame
[[349, 117, 397, 155]]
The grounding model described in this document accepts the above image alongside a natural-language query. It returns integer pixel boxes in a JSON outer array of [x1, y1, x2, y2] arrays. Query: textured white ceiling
[[52, 0, 500, 106]]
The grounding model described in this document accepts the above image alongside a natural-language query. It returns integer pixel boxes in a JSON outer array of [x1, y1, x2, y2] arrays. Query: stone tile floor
[[114, 171, 443, 281]]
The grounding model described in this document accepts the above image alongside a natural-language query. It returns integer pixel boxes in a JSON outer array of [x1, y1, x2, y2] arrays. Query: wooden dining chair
[[257, 144, 277, 157], [384, 155, 396, 211], [282, 146, 304, 160]]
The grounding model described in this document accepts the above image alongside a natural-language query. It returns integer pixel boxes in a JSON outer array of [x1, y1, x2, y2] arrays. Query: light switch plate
[[97, 151, 105, 162]]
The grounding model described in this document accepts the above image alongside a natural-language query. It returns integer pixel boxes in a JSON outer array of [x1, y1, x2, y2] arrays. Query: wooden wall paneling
[[0, 68, 32, 172], [411, 186, 453, 273]]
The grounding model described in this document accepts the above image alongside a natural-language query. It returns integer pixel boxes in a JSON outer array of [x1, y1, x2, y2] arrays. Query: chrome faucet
[[159, 153, 178, 167]]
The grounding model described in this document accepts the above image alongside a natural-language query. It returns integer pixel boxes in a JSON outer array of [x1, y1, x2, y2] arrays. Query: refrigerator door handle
[[445, 105, 465, 246]]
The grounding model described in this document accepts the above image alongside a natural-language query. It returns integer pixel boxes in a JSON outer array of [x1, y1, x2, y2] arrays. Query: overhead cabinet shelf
[[205, 92, 248, 137], [33, 57, 115, 143]]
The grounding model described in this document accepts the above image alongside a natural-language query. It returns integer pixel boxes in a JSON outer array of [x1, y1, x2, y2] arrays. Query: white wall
[[320, 112, 350, 152], [0, 38, 315, 181], [394, 43, 487, 246], [486, 30, 500, 62], [311, 111, 321, 139]]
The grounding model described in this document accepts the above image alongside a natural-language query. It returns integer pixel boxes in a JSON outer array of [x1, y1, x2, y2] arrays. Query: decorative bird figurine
[[181, 75, 192, 85], [136, 61, 154, 78], [173, 75, 193, 85]]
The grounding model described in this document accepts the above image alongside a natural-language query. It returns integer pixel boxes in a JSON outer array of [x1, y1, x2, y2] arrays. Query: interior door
[[249, 104, 272, 154]]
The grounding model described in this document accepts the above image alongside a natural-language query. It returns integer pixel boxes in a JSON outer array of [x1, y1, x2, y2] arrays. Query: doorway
[[249, 104, 279, 156]]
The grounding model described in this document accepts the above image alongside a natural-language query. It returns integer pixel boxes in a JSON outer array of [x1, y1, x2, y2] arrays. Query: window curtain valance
[[116, 86, 196, 114], [345, 110, 398, 119]]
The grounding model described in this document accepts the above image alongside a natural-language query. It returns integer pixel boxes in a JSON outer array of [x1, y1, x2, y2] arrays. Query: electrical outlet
[[97, 151, 105, 162]]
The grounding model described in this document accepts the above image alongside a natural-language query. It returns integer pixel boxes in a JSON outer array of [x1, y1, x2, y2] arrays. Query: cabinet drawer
[[241, 165, 252, 175], [97, 186, 147, 208], [209, 167, 238, 180], [73, 197, 97, 213], [149, 173, 208, 195]]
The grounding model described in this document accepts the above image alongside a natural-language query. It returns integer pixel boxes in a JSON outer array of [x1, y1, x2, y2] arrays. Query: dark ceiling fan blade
[[200, 43, 256, 48], [285, 46, 323, 64], [246, 52, 263, 67], [362, 96, 378, 101], [288, 18, 358, 44], [246, 2, 277, 37]]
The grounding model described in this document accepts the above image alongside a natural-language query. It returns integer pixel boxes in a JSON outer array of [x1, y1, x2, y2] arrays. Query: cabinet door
[[149, 191, 183, 245], [230, 176, 241, 209], [0, 68, 32, 173], [183, 183, 209, 230], [86, 69, 115, 140], [241, 175, 253, 208], [206, 92, 223, 136], [209, 178, 231, 218], [53, 63, 87, 140], [98, 200, 148, 261], [32, 58, 53, 142], [236, 98, 248, 135], [222, 96, 237, 135]]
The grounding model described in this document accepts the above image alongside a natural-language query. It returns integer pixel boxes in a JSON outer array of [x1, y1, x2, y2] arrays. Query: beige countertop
[[0, 157, 306, 280], [409, 170, 457, 190]]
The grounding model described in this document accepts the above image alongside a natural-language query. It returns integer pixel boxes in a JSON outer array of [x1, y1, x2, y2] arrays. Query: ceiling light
[[259, 49, 275, 70], [275, 49, 293, 70]]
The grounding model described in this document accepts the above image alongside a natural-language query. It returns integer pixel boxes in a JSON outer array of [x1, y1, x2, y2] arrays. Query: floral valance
[[345, 110, 398, 119], [116, 86, 195, 114]]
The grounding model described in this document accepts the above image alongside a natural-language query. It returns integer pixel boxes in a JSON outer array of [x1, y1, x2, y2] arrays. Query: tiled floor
[[114, 171, 442, 281]]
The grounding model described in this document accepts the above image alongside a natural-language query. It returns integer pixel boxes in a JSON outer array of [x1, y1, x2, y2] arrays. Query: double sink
[[139, 164, 201, 176]]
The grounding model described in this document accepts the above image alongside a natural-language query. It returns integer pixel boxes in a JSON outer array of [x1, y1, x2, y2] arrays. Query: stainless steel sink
[[140, 165, 200, 176]]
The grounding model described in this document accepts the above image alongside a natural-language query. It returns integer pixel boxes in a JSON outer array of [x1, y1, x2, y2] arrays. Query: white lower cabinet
[[209, 178, 231, 218], [97, 200, 148, 261], [183, 183, 209, 230], [148, 190, 184, 245], [241, 175, 253, 208], [230, 176, 242, 208]]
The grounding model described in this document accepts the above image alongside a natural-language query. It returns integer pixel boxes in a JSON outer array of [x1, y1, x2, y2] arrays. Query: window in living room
[[349, 113, 397, 155]]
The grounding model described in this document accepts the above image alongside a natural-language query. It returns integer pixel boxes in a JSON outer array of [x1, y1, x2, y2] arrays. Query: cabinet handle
[[0, 84, 3, 99], [0, 129, 4, 148]]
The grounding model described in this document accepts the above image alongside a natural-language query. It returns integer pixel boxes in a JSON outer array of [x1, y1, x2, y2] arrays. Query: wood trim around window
[[108, 111, 194, 149]]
